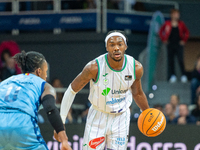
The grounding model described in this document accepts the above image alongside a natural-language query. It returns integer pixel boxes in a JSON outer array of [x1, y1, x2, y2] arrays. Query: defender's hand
[[54, 130, 61, 142], [61, 141, 72, 150]]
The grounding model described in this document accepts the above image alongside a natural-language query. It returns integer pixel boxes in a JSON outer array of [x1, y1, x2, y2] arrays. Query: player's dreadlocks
[[13, 51, 45, 73]]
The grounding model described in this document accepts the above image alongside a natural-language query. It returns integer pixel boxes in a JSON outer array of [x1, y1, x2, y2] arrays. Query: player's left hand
[[54, 130, 61, 142]]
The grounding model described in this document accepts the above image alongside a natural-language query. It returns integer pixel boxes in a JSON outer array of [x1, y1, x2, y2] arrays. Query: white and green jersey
[[88, 53, 136, 114]]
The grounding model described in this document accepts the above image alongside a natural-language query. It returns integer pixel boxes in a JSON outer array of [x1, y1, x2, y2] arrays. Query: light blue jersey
[[0, 73, 46, 121], [0, 73, 48, 150]]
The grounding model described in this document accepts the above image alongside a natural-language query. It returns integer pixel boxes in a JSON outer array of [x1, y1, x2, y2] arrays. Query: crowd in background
[[0, 0, 147, 12], [0, 6, 200, 125], [0, 40, 200, 125], [154, 94, 200, 125], [0, 41, 21, 82], [0, 0, 97, 11]]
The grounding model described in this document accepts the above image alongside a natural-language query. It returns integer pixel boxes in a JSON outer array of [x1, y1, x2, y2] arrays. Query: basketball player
[[0, 51, 72, 150], [58, 30, 149, 149]]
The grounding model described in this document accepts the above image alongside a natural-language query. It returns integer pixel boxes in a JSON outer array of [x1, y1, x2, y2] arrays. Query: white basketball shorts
[[82, 105, 130, 150]]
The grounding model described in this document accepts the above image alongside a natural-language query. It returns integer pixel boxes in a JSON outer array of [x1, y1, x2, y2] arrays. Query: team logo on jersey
[[111, 89, 128, 94], [89, 137, 105, 149], [101, 87, 111, 96], [115, 137, 126, 146], [125, 75, 132, 80], [103, 79, 109, 85], [103, 73, 108, 77]]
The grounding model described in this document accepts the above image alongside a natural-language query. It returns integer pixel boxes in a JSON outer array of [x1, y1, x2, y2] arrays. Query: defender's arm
[[41, 83, 71, 149]]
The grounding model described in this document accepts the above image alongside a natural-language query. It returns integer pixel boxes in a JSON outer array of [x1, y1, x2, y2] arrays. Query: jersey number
[[4, 86, 22, 102]]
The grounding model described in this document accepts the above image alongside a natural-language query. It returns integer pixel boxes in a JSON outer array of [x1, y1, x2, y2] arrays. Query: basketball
[[137, 108, 166, 137]]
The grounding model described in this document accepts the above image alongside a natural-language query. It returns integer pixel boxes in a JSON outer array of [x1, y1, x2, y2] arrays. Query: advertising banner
[[0, 13, 96, 31], [39, 123, 200, 150], [107, 12, 152, 31]]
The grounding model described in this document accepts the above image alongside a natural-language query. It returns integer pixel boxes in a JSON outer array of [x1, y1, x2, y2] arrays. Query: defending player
[[58, 30, 150, 149], [0, 51, 72, 150]]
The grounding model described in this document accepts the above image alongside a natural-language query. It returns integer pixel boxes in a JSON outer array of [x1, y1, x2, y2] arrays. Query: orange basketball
[[137, 108, 166, 137]]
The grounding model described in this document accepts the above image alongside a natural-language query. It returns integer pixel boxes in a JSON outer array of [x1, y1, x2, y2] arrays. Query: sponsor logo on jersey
[[106, 97, 125, 105], [111, 89, 128, 94], [152, 116, 164, 131], [125, 75, 132, 80], [115, 137, 126, 146], [103, 73, 108, 77], [103, 79, 109, 85], [101, 88, 111, 96], [89, 137, 105, 149]]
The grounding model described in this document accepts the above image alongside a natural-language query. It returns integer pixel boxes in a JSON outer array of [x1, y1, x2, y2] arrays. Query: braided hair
[[13, 51, 45, 73]]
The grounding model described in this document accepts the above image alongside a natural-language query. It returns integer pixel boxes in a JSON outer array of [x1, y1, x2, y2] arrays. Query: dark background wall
[[179, 2, 200, 37], [0, 32, 147, 86]]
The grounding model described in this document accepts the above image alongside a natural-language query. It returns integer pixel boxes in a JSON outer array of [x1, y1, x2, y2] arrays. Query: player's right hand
[[61, 141, 72, 150]]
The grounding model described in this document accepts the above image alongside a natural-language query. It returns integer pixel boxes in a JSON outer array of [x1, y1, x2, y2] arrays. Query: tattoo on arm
[[71, 60, 97, 92]]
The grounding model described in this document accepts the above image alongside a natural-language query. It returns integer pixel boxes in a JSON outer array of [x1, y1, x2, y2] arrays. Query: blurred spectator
[[51, 78, 64, 104], [0, 41, 21, 74], [164, 103, 176, 123], [84, 0, 96, 9], [1, 49, 11, 68], [172, 104, 196, 125], [191, 55, 200, 104], [159, 9, 189, 83], [191, 94, 200, 125], [153, 104, 163, 112], [170, 94, 180, 117], [0, 58, 17, 81]]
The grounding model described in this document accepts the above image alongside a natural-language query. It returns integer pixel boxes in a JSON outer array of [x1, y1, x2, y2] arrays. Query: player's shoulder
[[135, 60, 143, 69], [95, 53, 107, 62], [44, 82, 54, 91], [0, 74, 19, 84], [125, 54, 135, 61], [85, 59, 98, 71], [135, 60, 143, 79], [84, 53, 107, 72], [81, 59, 98, 80], [42, 82, 56, 97]]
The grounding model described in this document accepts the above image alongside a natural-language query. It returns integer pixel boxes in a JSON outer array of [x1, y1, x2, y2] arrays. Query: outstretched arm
[[41, 83, 72, 150], [60, 60, 98, 124], [131, 60, 149, 111]]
